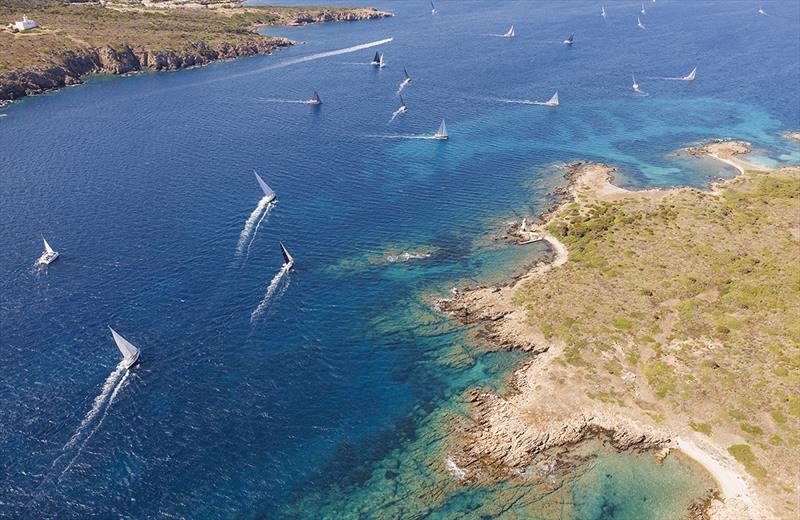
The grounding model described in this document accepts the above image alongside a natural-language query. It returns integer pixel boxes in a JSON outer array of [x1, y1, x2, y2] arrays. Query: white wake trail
[[260, 98, 317, 104], [63, 362, 126, 450], [250, 263, 291, 322], [245, 202, 274, 259], [58, 370, 130, 481], [365, 134, 436, 140], [262, 38, 394, 72], [237, 196, 271, 256], [494, 98, 549, 105], [388, 108, 406, 124], [396, 78, 411, 96]]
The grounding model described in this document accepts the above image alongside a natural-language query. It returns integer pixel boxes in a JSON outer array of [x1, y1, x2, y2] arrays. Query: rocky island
[[0, 0, 391, 105], [436, 143, 799, 519]]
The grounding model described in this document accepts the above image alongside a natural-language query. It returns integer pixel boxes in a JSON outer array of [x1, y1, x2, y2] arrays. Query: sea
[[1, 0, 798, 518]]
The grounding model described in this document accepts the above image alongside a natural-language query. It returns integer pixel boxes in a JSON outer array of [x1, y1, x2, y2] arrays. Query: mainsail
[[435, 119, 448, 140], [379, 53, 385, 68], [43, 237, 55, 255], [504, 25, 515, 38], [109, 327, 140, 366], [546, 91, 559, 106], [254, 171, 277, 202], [372, 51, 381, 65], [683, 67, 697, 81], [280, 242, 294, 267]]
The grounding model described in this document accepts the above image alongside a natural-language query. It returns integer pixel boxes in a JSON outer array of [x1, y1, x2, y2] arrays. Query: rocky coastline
[[0, 6, 391, 106], [433, 156, 773, 519]]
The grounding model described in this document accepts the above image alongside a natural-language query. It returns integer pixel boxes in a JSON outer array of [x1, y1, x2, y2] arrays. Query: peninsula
[[437, 141, 800, 519], [0, 0, 391, 105]]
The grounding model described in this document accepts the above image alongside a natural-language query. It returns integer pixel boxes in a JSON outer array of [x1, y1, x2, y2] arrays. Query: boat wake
[[494, 98, 550, 105], [259, 98, 319, 104], [51, 361, 131, 480], [245, 201, 275, 259], [250, 263, 291, 322], [364, 134, 437, 140], [236, 197, 274, 256], [396, 78, 411, 96], [262, 38, 394, 72], [388, 107, 407, 124]]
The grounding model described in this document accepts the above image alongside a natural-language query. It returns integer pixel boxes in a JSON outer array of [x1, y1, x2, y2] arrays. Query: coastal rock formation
[[0, 37, 291, 104]]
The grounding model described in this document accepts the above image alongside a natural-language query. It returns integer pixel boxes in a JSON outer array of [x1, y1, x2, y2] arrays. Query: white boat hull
[[38, 251, 59, 265], [123, 350, 140, 370]]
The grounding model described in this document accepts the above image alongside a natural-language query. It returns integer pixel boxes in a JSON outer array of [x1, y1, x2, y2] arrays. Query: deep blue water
[[1, 1, 799, 518]]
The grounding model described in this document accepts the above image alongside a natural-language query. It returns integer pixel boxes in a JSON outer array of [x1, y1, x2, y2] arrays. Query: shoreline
[[0, 4, 391, 107], [434, 144, 789, 519]]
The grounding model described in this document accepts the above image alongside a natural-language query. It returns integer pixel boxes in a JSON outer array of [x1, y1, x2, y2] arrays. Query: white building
[[14, 15, 38, 32]]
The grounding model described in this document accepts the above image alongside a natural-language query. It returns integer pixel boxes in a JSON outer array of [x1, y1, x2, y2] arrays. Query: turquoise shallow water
[[1, 0, 798, 518]]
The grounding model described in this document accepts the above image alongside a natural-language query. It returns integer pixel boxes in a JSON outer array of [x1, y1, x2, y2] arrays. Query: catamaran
[[109, 327, 140, 369], [309, 91, 322, 105], [433, 119, 448, 140], [563, 33, 574, 45], [38, 236, 59, 265], [682, 67, 697, 81], [503, 25, 515, 38], [280, 242, 295, 269], [430, 0, 436, 15], [637, 16, 646, 29], [544, 91, 559, 106], [371, 52, 381, 66], [601, 5, 607, 18], [254, 171, 277, 203]]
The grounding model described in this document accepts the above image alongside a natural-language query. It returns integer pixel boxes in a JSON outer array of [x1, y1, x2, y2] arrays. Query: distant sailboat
[[38, 236, 59, 265], [503, 25, 515, 38], [431, 0, 436, 15], [433, 119, 448, 140], [641, 3, 646, 15], [544, 91, 559, 106], [563, 33, 574, 45], [279, 242, 295, 269], [253, 171, 277, 203], [109, 327, 140, 369], [637, 16, 646, 29], [601, 5, 607, 18], [682, 67, 697, 81], [371, 52, 381, 66], [757, 7, 767, 16], [404, 67, 411, 82], [378, 53, 386, 69], [309, 90, 322, 105], [632, 73, 646, 94], [398, 95, 408, 113]]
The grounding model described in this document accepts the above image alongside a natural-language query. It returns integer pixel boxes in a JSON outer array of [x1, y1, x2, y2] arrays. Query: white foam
[[261, 38, 394, 72], [250, 263, 291, 321], [245, 201, 274, 259], [63, 361, 126, 450], [396, 78, 411, 96], [445, 456, 466, 480], [236, 196, 272, 256]]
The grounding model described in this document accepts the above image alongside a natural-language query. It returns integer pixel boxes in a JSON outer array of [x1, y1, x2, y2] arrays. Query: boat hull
[[38, 252, 59, 265], [123, 351, 140, 370]]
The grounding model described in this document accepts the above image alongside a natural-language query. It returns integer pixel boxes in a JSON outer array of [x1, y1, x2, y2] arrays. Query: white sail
[[43, 237, 55, 255], [601, 5, 607, 18], [109, 327, 140, 365], [637, 16, 646, 29], [280, 242, 294, 267], [683, 67, 697, 81], [379, 53, 385, 68], [546, 91, 559, 106], [434, 119, 448, 140], [504, 25, 515, 38], [254, 171, 277, 201]]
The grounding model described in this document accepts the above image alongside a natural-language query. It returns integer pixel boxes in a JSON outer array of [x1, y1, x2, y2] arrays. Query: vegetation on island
[[511, 165, 800, 511], [0, 0, 388, 75]]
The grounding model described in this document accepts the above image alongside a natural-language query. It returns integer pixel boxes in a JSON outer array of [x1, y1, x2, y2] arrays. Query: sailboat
[[563, 33, 574, 45], [37, 236, 59, 265], [254, 171, 277, 203], [601, 5, 607, 18], [398, 95, 408, 113], [109, 327, 140, 369], [503, 25, 515, 38], [430, 0, 436, 15], [544, 91, 559, 106], [433, 119, 448, 140], [404, 67, 411, 82], [757, 7, 767, 16], [378, 53, 386, 69], [637, 16, 646, 29], [682, 67, 697, 81], [641, 3, 646, 15], [371, 52, 381, 66], [279, 242, 295, 269], [632, 73, 645, 94], [309, 90, 322, 105]]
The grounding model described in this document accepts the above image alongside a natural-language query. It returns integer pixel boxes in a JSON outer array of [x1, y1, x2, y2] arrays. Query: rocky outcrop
[[0, 37, 291, 105], [277, 8, 392, 26]]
